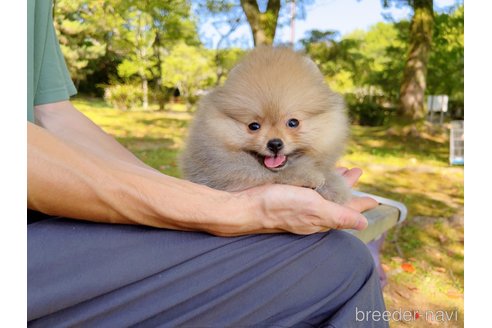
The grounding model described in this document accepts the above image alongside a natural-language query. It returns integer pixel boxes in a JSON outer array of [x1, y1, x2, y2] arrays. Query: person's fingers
[[347, 196, 379, 212], [317, 200, 368, 231], [342, 167, 363, 187]]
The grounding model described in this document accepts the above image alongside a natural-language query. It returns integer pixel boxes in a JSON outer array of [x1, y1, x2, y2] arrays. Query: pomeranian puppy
[[180, 46, 351, 204]]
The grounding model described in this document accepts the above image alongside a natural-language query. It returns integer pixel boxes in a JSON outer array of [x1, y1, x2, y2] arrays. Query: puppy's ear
[[302, 56, 323, 77], [227, 62, 243, 80]]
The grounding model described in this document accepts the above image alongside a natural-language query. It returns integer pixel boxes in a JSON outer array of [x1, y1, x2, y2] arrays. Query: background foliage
[[54, 0, 463, 122]]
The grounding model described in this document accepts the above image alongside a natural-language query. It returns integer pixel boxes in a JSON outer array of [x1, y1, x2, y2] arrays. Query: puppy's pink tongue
[[264, 155, 286, 168]]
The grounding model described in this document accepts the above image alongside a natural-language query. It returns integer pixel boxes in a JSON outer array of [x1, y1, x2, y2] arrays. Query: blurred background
[[53, 0, 464, 326]]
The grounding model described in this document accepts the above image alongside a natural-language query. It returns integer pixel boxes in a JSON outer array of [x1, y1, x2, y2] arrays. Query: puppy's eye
[[287, 118, 299, 128], [248, 122, 261, 131]]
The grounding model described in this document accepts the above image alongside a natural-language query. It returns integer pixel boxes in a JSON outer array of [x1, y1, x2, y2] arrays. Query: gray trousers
[[27, 214, 388, 327]]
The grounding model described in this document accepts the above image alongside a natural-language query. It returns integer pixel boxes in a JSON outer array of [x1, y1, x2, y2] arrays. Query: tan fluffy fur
[[180, 46, 351, 204]]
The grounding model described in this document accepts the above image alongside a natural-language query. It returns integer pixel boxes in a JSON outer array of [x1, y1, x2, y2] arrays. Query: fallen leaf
[[401, 263, 416, 273], [435, 267, 446, 273]]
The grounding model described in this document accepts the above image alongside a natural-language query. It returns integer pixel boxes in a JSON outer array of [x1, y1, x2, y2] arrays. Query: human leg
[[28, 217, 386, 327]]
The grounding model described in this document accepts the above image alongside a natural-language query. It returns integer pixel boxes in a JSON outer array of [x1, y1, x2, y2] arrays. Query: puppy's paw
[[315, 174, 352, 204], [278, 170, 325, 190]]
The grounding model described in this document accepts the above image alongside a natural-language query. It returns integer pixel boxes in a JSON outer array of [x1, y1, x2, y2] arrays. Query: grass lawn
[[73, 96, 464, 327]]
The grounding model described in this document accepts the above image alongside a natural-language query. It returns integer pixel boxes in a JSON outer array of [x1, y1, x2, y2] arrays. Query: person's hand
[[233, 167, 377, 236]]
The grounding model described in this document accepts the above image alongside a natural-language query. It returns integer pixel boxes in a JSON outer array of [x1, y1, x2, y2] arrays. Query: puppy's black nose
[[267, 138, 284, 153]]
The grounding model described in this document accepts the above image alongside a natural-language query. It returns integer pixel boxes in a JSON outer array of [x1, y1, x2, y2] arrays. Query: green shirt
[[27, 0, 77, 123]]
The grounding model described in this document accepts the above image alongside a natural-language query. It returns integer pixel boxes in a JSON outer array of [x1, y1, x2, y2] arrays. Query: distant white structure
[[450, 120, 464, 165], [427, 95, 449, 124]]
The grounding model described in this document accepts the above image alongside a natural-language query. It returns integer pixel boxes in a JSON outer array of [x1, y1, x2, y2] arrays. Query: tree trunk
[[240, 0, 281, 46], [141, 73, 149, 110], [154, 33, 166, 110], [398, 0, 434, 120]]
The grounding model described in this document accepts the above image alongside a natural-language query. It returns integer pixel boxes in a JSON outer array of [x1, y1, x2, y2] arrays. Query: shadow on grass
[[358, 167, 464, 285], [349, 125, 449, 164], [135, 117, 189, 129], [360, 179, 464, 288], [358, 168, 462, 218]]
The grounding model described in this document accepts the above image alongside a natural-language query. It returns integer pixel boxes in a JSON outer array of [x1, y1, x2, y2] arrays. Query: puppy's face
[[243, 115, 303, 171], [202, 47, 348, 172], [219, 107, 322, 172]]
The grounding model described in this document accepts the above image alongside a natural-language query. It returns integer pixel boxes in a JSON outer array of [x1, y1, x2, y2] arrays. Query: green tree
[[53, 0, 110, 88], [113, 0, 200, 109], [303, 4, 462, 123], [214, 48, 246, 85], [144, 0, 200, 109], [426, 5, 464, 109], [199, 0, 314, 47], [302, 24, 406, 98], [54, 0, 201, 105], [301, 30, 361, 93], [161, 43, 216, 110], [240, 0, 281, 45], [383, 0, 434, 120], [115, 8, 156, 109], [346, 22, 408, 100]]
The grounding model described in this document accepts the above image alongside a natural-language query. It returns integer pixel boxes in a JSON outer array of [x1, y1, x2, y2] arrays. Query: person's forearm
[[34, 101, 151, 169], [29, 101, 374, 236], [28, 122, 252, 233]]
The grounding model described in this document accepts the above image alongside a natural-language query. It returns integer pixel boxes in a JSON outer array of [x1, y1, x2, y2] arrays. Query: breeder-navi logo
[[355, 307, 459, 323]]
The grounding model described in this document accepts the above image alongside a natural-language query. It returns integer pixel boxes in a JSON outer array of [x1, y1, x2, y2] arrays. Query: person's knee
[[283, 231, 380, 326], [324, 230, 376, 279]]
